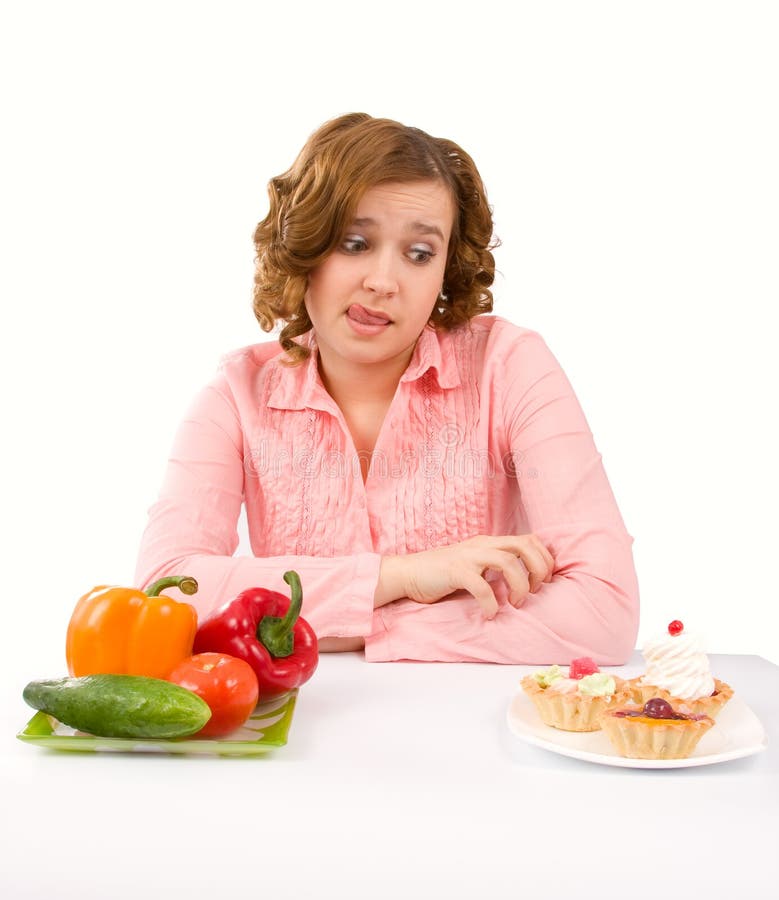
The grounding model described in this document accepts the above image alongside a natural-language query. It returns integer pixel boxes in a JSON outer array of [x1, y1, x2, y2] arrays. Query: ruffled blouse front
[[134, 315, 639, 664]]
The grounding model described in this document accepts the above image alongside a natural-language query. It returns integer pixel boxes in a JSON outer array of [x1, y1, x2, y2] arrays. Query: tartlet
[[628, 619, 733, 718], [621, 676, 733, 719], [600, 697, 715, 760], [521, 658, 625, 732]]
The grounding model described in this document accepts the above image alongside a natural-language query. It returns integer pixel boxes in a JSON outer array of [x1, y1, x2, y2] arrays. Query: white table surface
[[2, 652, 777, 900]]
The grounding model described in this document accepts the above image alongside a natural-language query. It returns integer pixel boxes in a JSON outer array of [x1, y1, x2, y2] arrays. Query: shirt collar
[[266, 325, 461, 412], [399, 324, 461, 389]]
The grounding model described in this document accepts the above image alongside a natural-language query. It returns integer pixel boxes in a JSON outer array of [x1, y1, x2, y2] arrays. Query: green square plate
[[17, 689, 298, 756]]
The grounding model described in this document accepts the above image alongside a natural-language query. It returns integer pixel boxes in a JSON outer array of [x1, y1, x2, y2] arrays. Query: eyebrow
[[350, 217, 445, 241]]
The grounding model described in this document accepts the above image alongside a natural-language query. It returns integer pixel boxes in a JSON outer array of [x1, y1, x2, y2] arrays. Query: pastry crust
[[600, 708, 715, 759], [621, 677, 733, 718], [521, 674, 625, 732]]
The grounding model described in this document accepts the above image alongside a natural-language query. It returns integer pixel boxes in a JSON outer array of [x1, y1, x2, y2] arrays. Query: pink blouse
[[134, 315, 639, 664]]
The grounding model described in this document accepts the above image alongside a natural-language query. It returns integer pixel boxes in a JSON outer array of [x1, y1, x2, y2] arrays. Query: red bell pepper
[[193, 571, 318, 698]]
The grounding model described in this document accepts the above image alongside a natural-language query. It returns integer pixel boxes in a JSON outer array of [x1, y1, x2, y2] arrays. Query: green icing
[[534, 665, 564, 688], [577, 673, 616, 696]]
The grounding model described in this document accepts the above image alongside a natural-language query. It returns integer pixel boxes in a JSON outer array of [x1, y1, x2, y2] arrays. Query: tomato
[[167, 653, 259, 738]]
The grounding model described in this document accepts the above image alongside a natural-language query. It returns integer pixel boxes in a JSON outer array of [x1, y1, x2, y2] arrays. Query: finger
[[486, 535, 551, 587], [482, 550, 530, 607], [515, 543, 552, 593], [461, 572, 499, 620], [513, 534, 554, 588], [478, 536, 553, 591], [528, 535, 556, 581], [509, 590, 527, 610]]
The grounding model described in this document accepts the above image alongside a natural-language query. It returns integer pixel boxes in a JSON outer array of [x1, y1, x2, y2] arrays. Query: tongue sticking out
[[348, 305, 391, 326]]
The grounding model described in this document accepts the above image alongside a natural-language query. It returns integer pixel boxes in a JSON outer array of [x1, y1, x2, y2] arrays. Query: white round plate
[[507, 692, 767, 768]]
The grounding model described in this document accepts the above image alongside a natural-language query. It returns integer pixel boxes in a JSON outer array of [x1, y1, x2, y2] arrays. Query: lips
[[347, 304, 393, 326]]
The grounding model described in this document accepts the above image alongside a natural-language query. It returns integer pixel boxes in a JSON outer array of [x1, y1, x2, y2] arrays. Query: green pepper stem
[[146, 576, 199, 597], [258, 571, 302, 659]]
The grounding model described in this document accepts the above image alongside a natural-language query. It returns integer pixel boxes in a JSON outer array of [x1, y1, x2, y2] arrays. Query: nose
[[362, 248, 399, 296]]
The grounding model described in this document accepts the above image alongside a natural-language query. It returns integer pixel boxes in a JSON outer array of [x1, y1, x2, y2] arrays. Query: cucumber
[[23, 674, 211, 739]]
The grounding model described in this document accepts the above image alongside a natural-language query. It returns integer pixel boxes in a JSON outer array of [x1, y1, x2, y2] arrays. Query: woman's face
[[304, 179, 455, 378]]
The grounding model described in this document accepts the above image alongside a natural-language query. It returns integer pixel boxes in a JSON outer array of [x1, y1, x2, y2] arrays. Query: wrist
[[373, 555, 407, 608]]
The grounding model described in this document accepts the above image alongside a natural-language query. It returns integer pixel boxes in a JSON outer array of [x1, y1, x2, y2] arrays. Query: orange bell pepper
[[66, 576, 200, 679]]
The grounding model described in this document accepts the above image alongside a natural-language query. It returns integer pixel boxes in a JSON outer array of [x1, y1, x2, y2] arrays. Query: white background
[[1, 0, 777, 679]]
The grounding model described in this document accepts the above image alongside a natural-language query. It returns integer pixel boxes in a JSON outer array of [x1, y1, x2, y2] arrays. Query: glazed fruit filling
[[614, 697, 707, 721]]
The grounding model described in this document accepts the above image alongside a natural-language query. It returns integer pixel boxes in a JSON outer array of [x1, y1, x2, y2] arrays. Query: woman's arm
[[363, 329, 640, 665]]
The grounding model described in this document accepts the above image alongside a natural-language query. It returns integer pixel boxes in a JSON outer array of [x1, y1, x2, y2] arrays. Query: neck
[[315, 344, 415, 410]]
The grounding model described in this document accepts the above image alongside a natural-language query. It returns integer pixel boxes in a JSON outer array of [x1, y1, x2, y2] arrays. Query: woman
[[134, 112, 639, 664]]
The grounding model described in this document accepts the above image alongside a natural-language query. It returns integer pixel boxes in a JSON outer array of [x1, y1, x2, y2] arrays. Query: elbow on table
[[520, 568, 639, 667], [577, 576, 640, 666]]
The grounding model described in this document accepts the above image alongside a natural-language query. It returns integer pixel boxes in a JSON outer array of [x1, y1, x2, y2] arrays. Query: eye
[[408, 246, 436, 264], [341, 235, 368, 253]]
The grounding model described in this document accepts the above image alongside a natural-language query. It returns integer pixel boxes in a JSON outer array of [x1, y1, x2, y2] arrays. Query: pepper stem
[[146, 576, 198, 597], [258, 571, 302, 659]]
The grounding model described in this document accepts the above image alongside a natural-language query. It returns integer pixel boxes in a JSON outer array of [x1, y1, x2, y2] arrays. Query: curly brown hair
[[252, 112, 500, 366]]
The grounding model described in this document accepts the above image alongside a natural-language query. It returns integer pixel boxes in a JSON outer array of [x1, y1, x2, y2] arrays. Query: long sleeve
[[364, 327, 639, 665], [134, 372, 381, 637], [137, 320, 638, 664]]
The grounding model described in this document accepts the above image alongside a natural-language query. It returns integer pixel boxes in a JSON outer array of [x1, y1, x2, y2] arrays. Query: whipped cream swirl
[[640, 630, 715, 700]]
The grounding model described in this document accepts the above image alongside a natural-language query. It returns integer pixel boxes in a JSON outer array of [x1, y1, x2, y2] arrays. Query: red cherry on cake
[[569, 657, 599, 680], [642, 697, 690, 720], [668, 619, 684, 636], [643, 698, 675, 718]]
